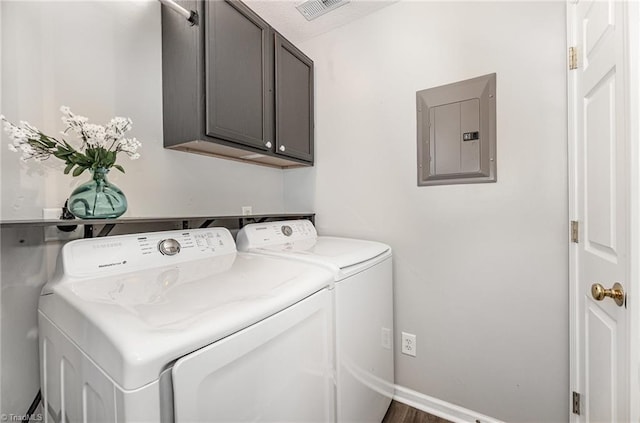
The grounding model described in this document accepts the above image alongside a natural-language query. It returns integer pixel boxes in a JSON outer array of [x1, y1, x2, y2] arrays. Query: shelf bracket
[[97, 224, 116, 238], [199, 219, 216, 229]]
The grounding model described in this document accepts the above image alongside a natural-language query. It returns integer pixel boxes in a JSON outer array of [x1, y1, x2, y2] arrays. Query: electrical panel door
[[417, 73, 496, 186]]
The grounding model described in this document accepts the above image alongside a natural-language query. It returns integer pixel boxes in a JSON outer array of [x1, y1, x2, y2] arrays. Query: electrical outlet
[[43, 208, 83, 242], [401, 332, 417, 357], [242, 206, 252, 216]]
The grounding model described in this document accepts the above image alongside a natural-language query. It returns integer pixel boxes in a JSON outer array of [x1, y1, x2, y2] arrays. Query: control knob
[[158, 238, 181, 256], [281, 225, 293, 237]]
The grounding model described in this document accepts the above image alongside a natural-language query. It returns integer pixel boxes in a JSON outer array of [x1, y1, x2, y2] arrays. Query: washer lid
[[39, 249, 333, 391], [236, 220, 391, 271], [256, 237, 390, 271]]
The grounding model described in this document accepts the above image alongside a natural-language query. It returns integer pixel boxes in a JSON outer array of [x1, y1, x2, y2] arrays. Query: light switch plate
[[381, 327, 392, 350]]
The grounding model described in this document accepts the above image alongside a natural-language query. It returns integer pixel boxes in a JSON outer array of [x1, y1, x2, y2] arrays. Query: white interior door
[[568, 1, 630, 422]]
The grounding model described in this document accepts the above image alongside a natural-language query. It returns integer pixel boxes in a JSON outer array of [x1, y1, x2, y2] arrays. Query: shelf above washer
[[0, 213, 315, 238]]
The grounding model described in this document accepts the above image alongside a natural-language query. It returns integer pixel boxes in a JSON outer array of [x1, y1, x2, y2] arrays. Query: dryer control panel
[[62, 228, 236, 278], [236, 219, 317, 250]]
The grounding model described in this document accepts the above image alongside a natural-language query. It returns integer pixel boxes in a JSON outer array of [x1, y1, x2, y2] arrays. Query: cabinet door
[[205, 1, 273, 150], [275, 33, 314, 162]]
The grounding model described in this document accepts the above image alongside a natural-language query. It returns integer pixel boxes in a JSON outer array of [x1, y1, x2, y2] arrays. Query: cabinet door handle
[[279, 145, 286, 152], [265, 142, 272, 148]]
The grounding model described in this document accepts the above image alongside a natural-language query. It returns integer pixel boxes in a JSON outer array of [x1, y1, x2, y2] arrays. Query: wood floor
[[382, 401, 453, 423]]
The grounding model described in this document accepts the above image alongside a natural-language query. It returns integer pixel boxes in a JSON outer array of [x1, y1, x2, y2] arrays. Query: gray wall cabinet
[[162, 0, 314, 168], [275, 34, 314, 163]]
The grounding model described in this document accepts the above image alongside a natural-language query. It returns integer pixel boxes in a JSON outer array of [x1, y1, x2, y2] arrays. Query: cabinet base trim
[[167, 139, 310, 169]]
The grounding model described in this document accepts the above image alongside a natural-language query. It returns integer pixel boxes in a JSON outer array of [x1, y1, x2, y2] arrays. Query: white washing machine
[[38, 227, 336, 422], [237, 220, 394, 423]]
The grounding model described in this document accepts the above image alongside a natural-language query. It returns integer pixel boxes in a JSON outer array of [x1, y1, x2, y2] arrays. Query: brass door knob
[[591, 282, 625, 307]]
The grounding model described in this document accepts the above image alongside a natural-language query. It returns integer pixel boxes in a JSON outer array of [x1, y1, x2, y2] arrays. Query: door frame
[[567, 1, 640, 422], [628, 2, 640, 422]]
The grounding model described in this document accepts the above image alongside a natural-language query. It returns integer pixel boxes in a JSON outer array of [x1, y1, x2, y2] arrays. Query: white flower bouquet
[[1, 106, 141, 176]]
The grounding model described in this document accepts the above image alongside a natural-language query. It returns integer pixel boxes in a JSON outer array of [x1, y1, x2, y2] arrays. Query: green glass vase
[[68, 168, 127, 219]]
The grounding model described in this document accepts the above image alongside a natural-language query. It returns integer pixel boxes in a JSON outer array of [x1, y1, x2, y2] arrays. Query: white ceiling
[[243, 0, 398, 44]]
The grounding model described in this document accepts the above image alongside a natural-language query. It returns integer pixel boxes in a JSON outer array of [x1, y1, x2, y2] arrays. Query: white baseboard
[[393, 385, 505, 423]]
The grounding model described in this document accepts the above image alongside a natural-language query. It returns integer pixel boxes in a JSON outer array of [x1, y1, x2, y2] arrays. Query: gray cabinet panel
[[275, 33, 314, 163], [161, 0, 313, 168], [161, 0, 205, 146], [206, 1, 272, 150]]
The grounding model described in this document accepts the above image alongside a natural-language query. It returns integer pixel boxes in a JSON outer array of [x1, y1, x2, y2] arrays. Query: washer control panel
[[281, 225, 293, 237], [158, 238, 181, 256], [236, 219, 317, 250], [63, 228, 236, 277]]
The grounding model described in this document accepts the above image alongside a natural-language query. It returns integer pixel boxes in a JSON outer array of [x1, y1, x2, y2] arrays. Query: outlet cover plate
[[401, 332, 417, 357]]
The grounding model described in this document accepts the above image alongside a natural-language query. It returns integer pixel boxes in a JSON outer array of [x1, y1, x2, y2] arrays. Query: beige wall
[[0, 1, 286, 221], [0, 1, 287, 415], [286, 2, 569, 421], [1, 1, 570, 421]]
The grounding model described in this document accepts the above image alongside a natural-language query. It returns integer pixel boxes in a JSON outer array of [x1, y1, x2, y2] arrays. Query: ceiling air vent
[[296, 0, 350, 21]]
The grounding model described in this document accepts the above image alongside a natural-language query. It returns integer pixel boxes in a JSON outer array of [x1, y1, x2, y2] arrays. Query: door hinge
[[571, 220, 579, 243], [569, 46, 578, 70], [572, 391, 581, 415]]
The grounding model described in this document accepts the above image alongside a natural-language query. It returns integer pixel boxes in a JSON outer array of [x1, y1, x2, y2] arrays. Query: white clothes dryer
[[237, 220, 394, 423], [38, 227, 335, 423]]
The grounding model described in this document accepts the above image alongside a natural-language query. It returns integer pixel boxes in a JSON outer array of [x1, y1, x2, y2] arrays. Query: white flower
[[106, 116, 132, 140], [118, 137, 141, 157], [4, 106, 142, 170], [21, 121, 40, 137], [60, 106, 89, 143], [3, 120, 32, 144], [1, 116, 50, 161], [82, 123, 107, 148]]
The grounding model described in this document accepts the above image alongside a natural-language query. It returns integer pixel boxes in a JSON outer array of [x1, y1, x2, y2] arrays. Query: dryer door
[[172, 289, 335, 423]]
